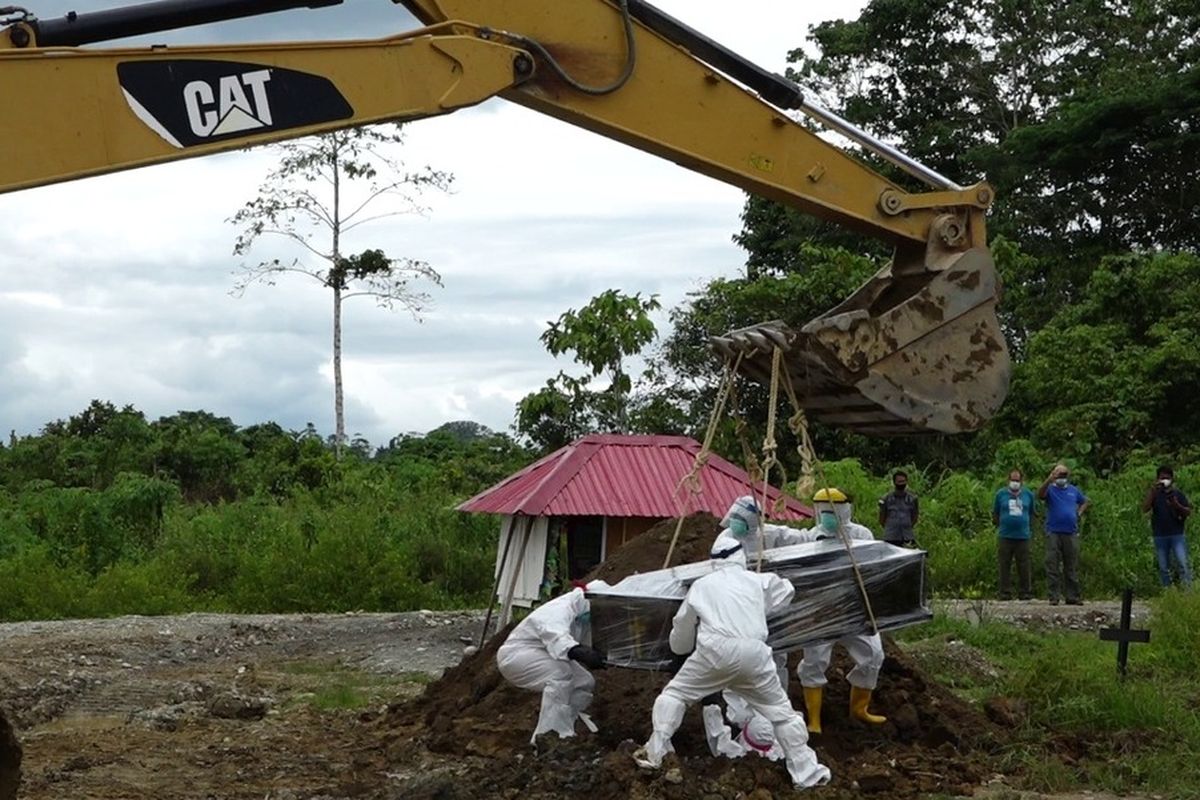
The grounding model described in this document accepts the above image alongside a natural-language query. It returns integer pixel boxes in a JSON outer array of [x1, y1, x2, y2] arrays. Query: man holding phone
[[1141, 465, 1192, 588]]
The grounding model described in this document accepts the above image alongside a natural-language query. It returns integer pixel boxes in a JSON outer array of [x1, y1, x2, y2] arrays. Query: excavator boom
[[0, 0, 1010, 435]]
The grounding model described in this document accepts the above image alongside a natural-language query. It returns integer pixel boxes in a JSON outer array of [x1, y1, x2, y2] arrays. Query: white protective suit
[[703, 521, 821, 761], [798, 507, 885, 691], [702, 690, 785, 761], [495, 587, 598, 743], [638, 535, 831, 789]]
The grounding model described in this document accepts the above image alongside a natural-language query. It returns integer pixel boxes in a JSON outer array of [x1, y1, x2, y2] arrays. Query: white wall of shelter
[[495, 514, 550, 618]]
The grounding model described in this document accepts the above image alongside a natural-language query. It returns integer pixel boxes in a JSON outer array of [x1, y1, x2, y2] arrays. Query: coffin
[[587, 539, 930, 670]]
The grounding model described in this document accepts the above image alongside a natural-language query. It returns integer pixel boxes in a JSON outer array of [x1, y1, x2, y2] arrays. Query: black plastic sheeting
[[587, 540, 930, 670]]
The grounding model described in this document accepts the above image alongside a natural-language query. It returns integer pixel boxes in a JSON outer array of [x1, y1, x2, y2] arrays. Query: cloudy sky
[[0, 0, 867, 446]]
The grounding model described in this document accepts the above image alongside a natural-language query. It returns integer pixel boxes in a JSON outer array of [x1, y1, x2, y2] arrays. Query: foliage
[[787, 0, 1200, 253], [516, 289, 660, 450], [0, 401, 524, 621], [230, 124, 451, 457], [732, 0, 1199, 363], [995, 251, 1200, 471], [6, 396, 1197, 621]]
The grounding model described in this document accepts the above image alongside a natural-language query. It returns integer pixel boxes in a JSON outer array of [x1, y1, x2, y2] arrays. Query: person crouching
[[495, 585, 607, 744]]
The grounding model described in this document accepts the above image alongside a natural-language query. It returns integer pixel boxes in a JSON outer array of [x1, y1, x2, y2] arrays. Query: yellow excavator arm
[[0, 0, 1010, 435]]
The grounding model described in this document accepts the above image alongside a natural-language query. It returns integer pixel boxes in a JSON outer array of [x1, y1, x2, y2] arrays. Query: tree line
[[0, 402, 530, 620], [514, 0, 1200, 478]]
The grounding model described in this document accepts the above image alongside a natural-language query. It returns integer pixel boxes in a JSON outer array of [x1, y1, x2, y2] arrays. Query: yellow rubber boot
[[803, 686, 823, 734], [849, 686, 887, 724]]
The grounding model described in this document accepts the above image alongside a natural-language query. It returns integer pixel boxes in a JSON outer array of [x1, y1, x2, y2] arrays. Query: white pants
[[497, 642, 595, 742], [644, 636, 830, 788], [797, 633, 884, 690]]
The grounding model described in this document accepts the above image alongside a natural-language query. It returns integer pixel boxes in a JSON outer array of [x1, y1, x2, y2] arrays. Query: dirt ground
[[0, 604, 1154, 800], [0, 519, 1158, 800], [0, 610, 483, 799]]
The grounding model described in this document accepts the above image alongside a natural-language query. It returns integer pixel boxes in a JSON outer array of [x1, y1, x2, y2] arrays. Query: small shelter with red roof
[[457, 434, 812, 611]]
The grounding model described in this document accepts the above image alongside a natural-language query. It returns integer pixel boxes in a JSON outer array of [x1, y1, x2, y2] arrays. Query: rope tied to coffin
[[663, 353, 743, 569], [777, 353, 880, 635]]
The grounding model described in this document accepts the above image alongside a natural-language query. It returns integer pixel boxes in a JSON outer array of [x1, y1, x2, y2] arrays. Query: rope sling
[[663, 346, 880, 635]]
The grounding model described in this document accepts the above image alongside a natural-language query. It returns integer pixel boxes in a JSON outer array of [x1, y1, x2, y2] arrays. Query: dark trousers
[[1045, 532, 1080, 602], [997, 537, 1032, 599]]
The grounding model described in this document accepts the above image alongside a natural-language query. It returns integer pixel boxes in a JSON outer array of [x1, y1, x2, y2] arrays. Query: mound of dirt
[[387, 515, 1001, 799], [0, 706, 20, 800], [587, 512, 723, 582]]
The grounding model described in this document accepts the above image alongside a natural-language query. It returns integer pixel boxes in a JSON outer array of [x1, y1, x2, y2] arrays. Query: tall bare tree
[[231, 125, 451, 458]]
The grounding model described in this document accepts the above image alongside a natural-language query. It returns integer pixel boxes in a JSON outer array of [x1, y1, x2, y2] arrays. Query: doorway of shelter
[[566, 516, 605, 580]]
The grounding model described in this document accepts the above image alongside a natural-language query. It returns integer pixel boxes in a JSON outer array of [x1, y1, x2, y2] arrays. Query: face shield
[[813, 499, 853, 532], [721, 495, 761, 538]]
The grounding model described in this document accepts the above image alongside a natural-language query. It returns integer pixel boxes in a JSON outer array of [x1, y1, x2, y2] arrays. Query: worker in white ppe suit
[[725, 495, 814, 706], [703, 513, 823, 761], [495, 586, 607, 744], [721, 495, 813, 562], [702, 689, 785, 762], [635, 532, 831, 789], [798, 487, 887, 733]]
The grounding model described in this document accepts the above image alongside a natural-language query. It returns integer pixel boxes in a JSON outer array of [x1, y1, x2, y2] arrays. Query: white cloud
[[0, 0, 868, 445]]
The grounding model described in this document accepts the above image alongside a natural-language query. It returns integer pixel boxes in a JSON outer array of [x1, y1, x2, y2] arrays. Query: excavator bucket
[[711, 246, 1010, 435]]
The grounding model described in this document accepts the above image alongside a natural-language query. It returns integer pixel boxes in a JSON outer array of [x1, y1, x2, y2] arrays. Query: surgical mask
[[1161, 478, 1173, 488], [1009, 481, 1021, 491], [728, 517, 750, 538], [1054, 478, 1068, 488], [819, 511, 838, 532]]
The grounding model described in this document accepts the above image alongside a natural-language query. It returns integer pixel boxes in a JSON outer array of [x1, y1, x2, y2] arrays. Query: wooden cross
[[1098, 587, 1150, 679]]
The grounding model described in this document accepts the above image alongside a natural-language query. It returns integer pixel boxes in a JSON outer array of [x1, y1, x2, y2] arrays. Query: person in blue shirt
[[1037, 463, 1090, 605], [993, 469, 1035, 600], [1140, 465, 1192, 588]]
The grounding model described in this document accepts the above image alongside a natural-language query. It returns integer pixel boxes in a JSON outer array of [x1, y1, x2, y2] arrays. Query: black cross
[[1098, 587, 1150, 679]]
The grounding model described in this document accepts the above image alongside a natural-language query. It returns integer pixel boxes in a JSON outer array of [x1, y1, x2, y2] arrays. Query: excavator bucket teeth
[[711, 247, 1011, 435]]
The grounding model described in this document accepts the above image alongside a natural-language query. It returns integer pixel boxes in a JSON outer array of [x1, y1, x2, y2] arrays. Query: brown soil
[[587, 511, 724, 582], [0, 611, 482, 799], [388, 515, 1003, 799], [0, 706, 19, 800]]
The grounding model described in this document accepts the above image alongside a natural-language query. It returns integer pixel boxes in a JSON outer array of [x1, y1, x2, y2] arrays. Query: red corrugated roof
[[457, 434, 812, 519]]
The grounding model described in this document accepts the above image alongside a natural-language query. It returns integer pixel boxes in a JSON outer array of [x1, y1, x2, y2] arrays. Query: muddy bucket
[[712, 246, 1010, 435]]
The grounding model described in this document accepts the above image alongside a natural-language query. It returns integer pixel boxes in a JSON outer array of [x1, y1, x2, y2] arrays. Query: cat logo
[[183, 69, 273, 137], [118, 59, 353, 148]]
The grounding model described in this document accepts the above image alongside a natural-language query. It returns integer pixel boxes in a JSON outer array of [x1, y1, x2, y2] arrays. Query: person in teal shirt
[[993, 468, 1035, 600]]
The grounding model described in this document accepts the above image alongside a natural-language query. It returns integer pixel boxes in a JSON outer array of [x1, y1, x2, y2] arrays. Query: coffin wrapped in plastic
[[586, 539, 930, 670]]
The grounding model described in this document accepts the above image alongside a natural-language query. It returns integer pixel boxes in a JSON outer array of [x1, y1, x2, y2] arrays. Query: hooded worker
[[702, 687, 789, 762], [718, 496, 824, 690], [635, 534, 831, 789], [495, 586, 607, 744], [797, 487, 887, 733], [721, 495, 813, 560]]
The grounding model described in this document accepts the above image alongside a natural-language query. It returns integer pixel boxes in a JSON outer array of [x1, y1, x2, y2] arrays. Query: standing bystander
[[1141, 465, 1192, 588], [1038, 463, 1090, 605], [878, 471, 919, 547], [993, 469, 1035, 600]]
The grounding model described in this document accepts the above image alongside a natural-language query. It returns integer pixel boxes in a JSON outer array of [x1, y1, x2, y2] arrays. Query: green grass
[[900, 593, 1200, 798], [309, 681, 373, 711], [275, 661, 406, 712]]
